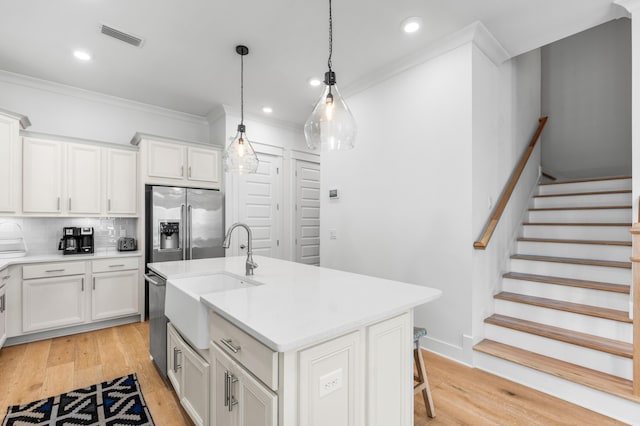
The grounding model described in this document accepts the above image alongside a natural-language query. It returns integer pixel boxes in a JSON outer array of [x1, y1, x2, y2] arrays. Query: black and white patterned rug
[[2, 373, 155, 425]]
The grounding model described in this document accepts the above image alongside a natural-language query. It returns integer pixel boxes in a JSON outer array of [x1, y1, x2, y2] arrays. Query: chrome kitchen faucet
[[222, 222, 258, 276]]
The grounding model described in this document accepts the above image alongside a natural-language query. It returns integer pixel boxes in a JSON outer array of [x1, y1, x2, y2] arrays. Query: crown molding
[[0, 107, 31, 129], [614, 0, 640, 13], [129, 131, 211, 147], [0, 69, 209, 127], [343, 21, 510, 99]]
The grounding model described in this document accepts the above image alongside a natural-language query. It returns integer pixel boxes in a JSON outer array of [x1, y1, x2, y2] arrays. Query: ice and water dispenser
[[159, 222, 180, 250]]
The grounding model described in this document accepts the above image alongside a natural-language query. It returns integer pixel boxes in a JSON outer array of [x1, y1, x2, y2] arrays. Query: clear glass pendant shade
[[304, 82, 356, 150], [223, 126, 259, 174]]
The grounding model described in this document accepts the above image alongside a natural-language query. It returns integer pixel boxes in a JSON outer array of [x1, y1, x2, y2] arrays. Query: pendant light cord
[[327, 0, 333, 72], [240, 52, 244, 126]]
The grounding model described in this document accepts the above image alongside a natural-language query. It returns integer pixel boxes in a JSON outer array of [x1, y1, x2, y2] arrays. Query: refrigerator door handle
[[180, 203, 186, 260], [188, 204, 193, 260]]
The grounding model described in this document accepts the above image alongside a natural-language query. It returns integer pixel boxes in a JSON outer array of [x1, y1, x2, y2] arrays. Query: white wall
[[541, 18, 631, 178], [0, 70, 210, 146], [320, 44, 475, 361], [471, 48, 542, 346]]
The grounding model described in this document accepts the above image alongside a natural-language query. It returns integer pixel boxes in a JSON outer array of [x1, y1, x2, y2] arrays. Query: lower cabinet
[[91, 270, 138, 321], [211, 343, 277, 426], [22, 274, 85, 332], [0, 281, 7, 348], [168, 323, 209, 426]]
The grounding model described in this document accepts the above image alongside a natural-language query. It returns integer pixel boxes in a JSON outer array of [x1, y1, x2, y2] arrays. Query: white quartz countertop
[[149, 256, 441, 352], [0, 249, 142, 270]]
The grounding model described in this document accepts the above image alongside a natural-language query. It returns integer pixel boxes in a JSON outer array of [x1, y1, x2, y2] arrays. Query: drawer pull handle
[[109, 264, 125, 268], [220, 338, 241, 353], [173, 347, 182, 371], [45, 269, 65, 273]]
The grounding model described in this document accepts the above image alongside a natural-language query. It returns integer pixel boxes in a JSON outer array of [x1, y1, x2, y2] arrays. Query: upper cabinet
[[0, 111, 28, 214], [134, 135, 221, 189], [22, 136, 137, 217]]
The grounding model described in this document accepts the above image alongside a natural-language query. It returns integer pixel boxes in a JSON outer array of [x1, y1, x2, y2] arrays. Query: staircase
[[474, 176, 639, 409]]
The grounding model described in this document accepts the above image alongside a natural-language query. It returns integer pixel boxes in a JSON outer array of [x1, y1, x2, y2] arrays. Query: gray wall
[[541, 18, 631, 178]]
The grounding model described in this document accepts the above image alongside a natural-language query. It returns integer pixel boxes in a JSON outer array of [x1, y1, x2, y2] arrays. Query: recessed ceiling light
[[262, 106, 273, 114], [73, 50, 92, 61], [308, 78, 322, 87], [401, 17, 422, 34]]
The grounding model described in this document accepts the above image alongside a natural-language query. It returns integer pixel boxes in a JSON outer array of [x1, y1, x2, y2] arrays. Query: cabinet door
[[147, 140, 185, 180], [188, 146, 220, 185], [91, 270, 139, 321], [0, 285, 6, 348], [67, 143, 102, 214], [22, 275, 86, 332], [106, 149, 137, 215], [237, 361, 277, 426], [181, 340, 210, 426], [167, 324, 183, 396], [0, 115, 19, 213], [23, 138, 63, 213], [366, 313, 411, 426], [211, 343, 236, 426]]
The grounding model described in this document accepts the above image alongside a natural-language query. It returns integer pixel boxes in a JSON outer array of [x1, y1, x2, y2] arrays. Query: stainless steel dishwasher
[[146, 272, 168, 379]]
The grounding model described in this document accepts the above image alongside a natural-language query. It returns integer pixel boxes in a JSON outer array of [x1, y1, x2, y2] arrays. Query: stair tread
[[538, 175, 631, 186], [503, 272, 630, 294], [523, 222, 632, 226], [473, 339, 637, 401], [517, 237, 631, 247], [495, 292, 632, 323], [511, 254, 631, 269], [529, 205, 631, 211], [485, 314, 632, 358], [534, 189, 631, 198]]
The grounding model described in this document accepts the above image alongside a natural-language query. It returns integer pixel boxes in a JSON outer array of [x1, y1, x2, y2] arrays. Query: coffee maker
[[58, 227, 94, 255]]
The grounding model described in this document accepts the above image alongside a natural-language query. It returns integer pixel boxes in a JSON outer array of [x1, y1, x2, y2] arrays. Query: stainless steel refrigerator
[[145, 185, 224, 379]]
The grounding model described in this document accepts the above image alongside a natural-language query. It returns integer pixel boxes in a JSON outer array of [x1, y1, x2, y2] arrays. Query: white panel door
[[91, 270, 139, 321], [0, 285, 6, 348], [237, 362, 277, 426], [22, 138, 63, 214], [238, 154, 283, 258], [67, 143, 102, 214], [22, 275, 86, 332], [295, 161, 321, 265], [181, 338, 210, 426], [147, 140, 185, 180], [188, 146, 221, 185], [0, 115, 19, 213]]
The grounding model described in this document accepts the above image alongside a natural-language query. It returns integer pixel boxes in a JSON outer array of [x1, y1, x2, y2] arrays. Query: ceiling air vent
[[100, 24, 144, 47]]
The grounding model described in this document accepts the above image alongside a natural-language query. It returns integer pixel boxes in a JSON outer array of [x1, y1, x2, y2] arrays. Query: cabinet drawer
[[209, 312, 278, 391], [23, 261, 86, 279], [92, 257, 139, 273]]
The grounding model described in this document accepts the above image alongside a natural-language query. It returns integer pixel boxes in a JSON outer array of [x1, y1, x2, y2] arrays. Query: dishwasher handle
[[144, 273, 165, 287]]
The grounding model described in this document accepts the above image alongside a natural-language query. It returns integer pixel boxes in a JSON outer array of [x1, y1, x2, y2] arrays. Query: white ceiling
[[0, 0, 626, 125]]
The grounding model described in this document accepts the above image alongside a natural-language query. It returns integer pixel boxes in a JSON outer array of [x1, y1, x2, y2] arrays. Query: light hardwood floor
[[0, 322, 625, 425]]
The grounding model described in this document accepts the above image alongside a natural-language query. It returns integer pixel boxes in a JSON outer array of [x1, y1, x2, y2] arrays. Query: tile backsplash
[[0, 217, 137, 255]]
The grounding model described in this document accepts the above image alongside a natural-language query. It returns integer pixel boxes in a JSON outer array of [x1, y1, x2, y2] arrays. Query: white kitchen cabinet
[[135, 136, 222, 189], [22, 274, 86, 332], [168, 323, 209, 426], [0, 114, 21, 213], [0, 268, 8, 347], [105, 148, 137, 215], [91, 271, 138, 321], [22, 137, 64, 214], [67, 143, 102, 214], [211, 343, 277, 426]]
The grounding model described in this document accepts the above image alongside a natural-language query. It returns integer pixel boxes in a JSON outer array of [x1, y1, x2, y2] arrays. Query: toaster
[[117, 237, 137, 251]]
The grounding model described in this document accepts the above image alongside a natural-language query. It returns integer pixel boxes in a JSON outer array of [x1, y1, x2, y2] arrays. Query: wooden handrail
[[473, 116, 548, 249]]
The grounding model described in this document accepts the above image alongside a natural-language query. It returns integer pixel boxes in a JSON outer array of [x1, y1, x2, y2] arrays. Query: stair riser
[[533, 193, 630, 208], [522, 225, 631, 241], [509, 259, 631, 284], [484, 324, 632, 379], [528, 209, 632, 223], [537, 179, 631, 195], [493, 299, 633, 342], [473, 352, 640, 425], [516, 241, 631, 262], [502, 278, 629, 311]]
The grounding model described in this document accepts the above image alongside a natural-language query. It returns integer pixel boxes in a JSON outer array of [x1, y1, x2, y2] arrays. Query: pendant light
[[223, 45, 259, 174], [304, 0, 357, 151]]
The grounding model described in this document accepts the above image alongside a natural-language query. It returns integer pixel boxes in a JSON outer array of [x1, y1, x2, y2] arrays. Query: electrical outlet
[[329, 229, 337, 240], [319, 368, 343, 398]]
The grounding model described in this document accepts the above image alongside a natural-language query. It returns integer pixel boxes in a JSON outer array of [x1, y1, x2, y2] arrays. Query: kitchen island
[[149, 256, 441, 426]]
